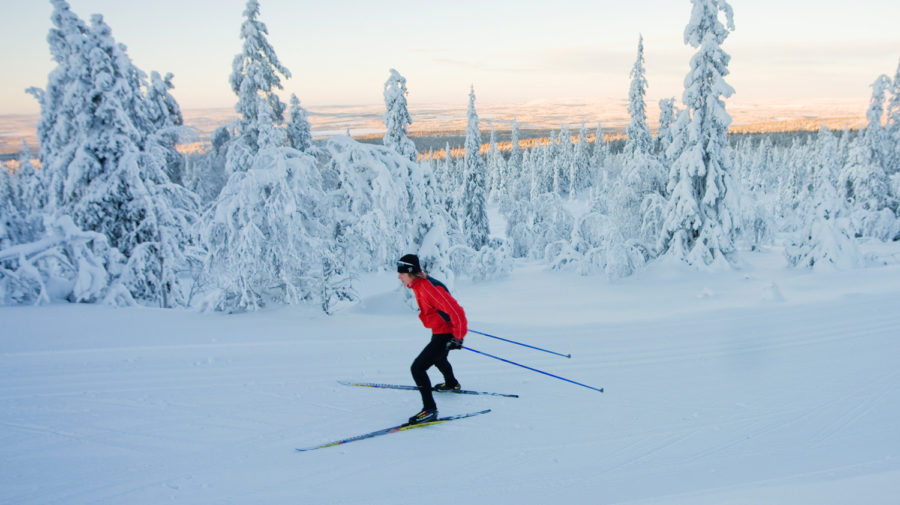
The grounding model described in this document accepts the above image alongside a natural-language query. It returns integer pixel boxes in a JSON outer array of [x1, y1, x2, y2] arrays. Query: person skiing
[[397, 254, 467, 424]]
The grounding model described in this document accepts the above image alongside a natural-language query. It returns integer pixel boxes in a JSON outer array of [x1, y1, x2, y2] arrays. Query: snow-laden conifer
[[834, 74, 898, 239], [462, 86, 489, 250], [626, 35, 652, 156], [200, 145, 325, 312], [592, 123, 608, 183], [863, 74, 893, 173], [23, 2, 200, 307], [786, 128, 859, 269], [841, 138, 897, 240], [656, 98, 677, 164], [287, 94, 312, 153], [617, 39, 668, 249], [383, 69, 417, 162], [556, 126, 573, 197], [509, 120, 522, 167], [886, 59, 900, 176], [188, 126, 230, 204], [145, 71, 185, 184], [571, 123, 592, 199], [228, 0, 291, 171], [0, 215, 114, 305], [486, 123, 505, 202], [658, 0, 738, 268]]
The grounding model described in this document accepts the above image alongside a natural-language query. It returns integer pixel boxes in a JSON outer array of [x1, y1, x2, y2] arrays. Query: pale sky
[[1, 0, 898, 116]]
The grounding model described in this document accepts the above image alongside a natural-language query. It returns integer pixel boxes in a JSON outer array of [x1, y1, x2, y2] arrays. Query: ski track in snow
[[2, 257, 900, 504]]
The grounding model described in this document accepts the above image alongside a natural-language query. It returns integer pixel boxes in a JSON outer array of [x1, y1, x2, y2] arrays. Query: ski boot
[[408, 408, 438, 425]]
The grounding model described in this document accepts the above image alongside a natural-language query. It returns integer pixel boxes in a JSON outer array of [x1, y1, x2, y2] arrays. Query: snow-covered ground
[[2, 246, 900, 505]]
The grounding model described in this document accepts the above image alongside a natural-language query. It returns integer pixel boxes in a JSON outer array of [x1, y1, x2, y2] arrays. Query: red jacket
[[408, 276, 467, 341]]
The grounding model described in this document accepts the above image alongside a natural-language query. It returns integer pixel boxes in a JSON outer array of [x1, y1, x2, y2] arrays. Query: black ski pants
[[411, 333, 457, 411]]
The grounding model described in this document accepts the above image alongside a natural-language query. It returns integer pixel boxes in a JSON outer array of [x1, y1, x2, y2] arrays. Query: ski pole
[[462, 345, 603, 393], [469, 329, 572, 359]]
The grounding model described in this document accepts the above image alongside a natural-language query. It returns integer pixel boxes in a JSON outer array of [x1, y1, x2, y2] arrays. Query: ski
[[296, 409, 491, 452], [339, 380, 519, 398]]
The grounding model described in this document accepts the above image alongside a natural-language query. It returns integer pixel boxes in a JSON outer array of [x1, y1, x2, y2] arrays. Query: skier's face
[[397, 272, 415, 287]]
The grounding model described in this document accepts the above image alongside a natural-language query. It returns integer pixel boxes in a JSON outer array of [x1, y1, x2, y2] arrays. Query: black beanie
[[397, 254, 422, 274]]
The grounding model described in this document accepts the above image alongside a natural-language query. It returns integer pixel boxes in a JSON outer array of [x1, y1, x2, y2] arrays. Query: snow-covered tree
[[656, 98, 678, 165], [24, 1, 201, 307], [256, 95, 287, 149], [502, 193, 573, 261], [658, 0, 738, 268], [383, 69, 417, 161], [486, 123, 505, 201], [536, 133, 557, 198], [0, 215, 114, 306], [145, 71, 185, 185], [786, 131, 859, 269], [571, 123, 592, 198], [886, 58, 900, 176], [841, 139, 897, 240], [200, 145, 326, 312], [507, 119, 523, 200], [555, 126, 573, 197], [863, 74, 893, 174], [572, 210, 649, 279], [287, 94, 312, 153], [616, 35, 667, 249], [462, 86, 489, 250], [228, 0, 291, 171], [188, 126, 229, 204], [626, 35, 652, 156], [592, 122, 608, 182]]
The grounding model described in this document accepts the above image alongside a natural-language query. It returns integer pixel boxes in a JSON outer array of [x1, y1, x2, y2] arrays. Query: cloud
[[430, 46, 641, 76], [730, 39, 900, 68]]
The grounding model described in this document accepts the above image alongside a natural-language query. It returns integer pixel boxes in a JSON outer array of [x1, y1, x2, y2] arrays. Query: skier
[[396, 254, 467, 424]]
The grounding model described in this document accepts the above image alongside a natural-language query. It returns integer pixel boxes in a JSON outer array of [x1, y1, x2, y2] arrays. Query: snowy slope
[[2, 248, 900, 505]]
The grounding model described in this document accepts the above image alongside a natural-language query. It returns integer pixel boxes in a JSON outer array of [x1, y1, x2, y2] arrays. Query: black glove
[[446, 338, 464, 350]]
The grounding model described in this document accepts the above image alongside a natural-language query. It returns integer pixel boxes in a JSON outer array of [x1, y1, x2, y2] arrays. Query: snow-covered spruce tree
[[536, 134, 557, 198], [610, 35, 665, 255], [486, 124, 505, 202], [642, 98, 680, 250], [626, 35, 652, 156], [383, 69, 417, 162], [886, 58, 900, 177], [0, 143, 47, 250], [25, 3, 200, 307], [524, 147, 540, 203], [200, 115, 326, 312], [27, 0, 89, 211], [571, 123, 592, 199], [1, 214, 112, 306], [287, 94, 312, 153], [320, 133, 453, 276], [837, 74, 898, 240], [555, 126, 573, 197], [656, 98, 678, 164], [572, 209, 649, 279], [227, 0, 291, 173], [786, 129, 859, 270], [592, 122, 609, 186], [861, 74, 893, 175], [502, 192, 573, 262], [841, 141, 897, 240], [462, 86, 489, 250], [658, 0, 739, 268], [187, 126, 230, 204], [145, 71, 185, 185], [506, 119, 523, 201]]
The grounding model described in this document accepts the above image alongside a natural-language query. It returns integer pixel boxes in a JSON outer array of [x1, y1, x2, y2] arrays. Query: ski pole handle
[[469, 329, 572, 358]]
